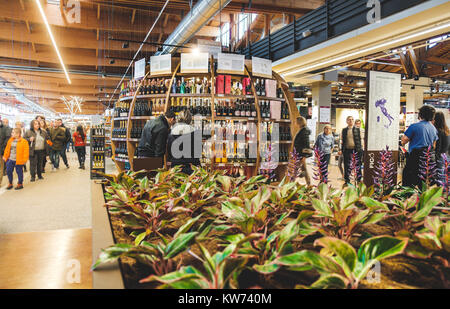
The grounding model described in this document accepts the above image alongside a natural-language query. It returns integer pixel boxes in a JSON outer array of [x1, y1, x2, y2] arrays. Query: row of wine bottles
[[133, 99, 166, 117], [114, 142, 128, 160], [91, 140, 105, 152], [215, 99, 257, 118], [170, 97, 212, 116], [91, 125, 105, 136], [120, 76, 285, 99], [112, 121, 127, 138], [92, 155, 105, 169]]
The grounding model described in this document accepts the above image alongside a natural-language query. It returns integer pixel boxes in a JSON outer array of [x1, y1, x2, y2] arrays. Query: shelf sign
[[150, 54, 172, 75], [252, 56, 272, 79], [134, 58, 146, 79], [217, 53, 245, 75], [181, 52, 209, 73]]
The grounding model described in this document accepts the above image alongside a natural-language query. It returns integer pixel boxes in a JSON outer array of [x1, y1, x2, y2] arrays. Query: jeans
[[6, 160, 24, 185], [60, 146, 68, 166], [343, 149, 362, 184], [50, 149, 61, 168], [30, 150, 45, 179], [75, 146, 86, 167], [436, 153, 448, 186], [403, 146, 435, 188], [322, 153, 331, 176]]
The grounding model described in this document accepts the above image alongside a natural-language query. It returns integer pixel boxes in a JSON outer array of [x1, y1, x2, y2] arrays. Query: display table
[[91, 180, 124, 289]]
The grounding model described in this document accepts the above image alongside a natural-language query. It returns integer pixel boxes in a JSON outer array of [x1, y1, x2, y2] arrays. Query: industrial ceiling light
[[414, 75, 420, 81], [283, 21, 450, 76], [411, 85, 415, 90], [401, 74, 406, 80], [110, 59, 115, 64], [357, 80, 364, 86], [444, 66, 449, 72], [35, 0, 71, 84], [122, 42, 130, 49]]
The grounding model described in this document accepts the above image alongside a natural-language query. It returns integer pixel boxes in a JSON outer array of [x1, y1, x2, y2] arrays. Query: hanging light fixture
[[35, 0, 71, 84]]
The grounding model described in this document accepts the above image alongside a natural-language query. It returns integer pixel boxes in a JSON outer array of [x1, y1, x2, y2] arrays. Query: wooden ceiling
[[0, 0, 323, 115]]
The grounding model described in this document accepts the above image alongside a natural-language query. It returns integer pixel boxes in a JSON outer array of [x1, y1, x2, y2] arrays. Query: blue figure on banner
[[375, 98, 394, 128]]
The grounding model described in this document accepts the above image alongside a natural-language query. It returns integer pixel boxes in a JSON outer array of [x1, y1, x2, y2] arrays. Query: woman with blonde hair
[[294, 116, 312, 185]]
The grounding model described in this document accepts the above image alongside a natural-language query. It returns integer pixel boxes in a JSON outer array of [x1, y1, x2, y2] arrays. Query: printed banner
[[181, 52, 209, 73], [217, 53, 245, 74], [150, 54, 172, 75], [252, 57, 272, 79]]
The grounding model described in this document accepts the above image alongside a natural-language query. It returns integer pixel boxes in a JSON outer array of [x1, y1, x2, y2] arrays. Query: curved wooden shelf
[[111, 57, 300, 180]]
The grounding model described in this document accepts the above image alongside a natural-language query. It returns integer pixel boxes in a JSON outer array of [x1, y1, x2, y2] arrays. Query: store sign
[[319, 106, 331, 123], [180, 52, 209, 74], [134, 58, 146, 79], [150, 54, 172, 75], [252, 57, 272, 79], [364, 71, 401, 187], [217, 53, 245, 75]]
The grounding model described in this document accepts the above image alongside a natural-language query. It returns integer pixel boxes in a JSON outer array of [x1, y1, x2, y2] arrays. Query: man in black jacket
[[340, 116, 363, 184], [138, 111, 176, 158], [0, 117, 12, 183], [60, 122, 71, 168]]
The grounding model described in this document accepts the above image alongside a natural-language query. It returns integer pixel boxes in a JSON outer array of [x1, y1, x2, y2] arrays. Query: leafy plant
[[279, 236, 408, 289], [385, 186, 444, 233], [310, 185, 387, 241], [402, 216, 450, 260], [419, 146, 437, 188], [287, 148, 302, 182], [348, 151, 362, 186], [140, 238, 254, 289]]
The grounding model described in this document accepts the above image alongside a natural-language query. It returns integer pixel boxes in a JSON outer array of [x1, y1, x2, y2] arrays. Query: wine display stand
[[90, 126, 106, 179], [111, 58, 300, 181]]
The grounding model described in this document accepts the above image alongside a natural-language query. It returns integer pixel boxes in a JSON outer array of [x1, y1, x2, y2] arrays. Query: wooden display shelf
[[110, 57, 300, 177], [113, 117, 129, 121], [114, 157, 129, 163], [111, 138, 127, 142], [92, 151, 105, 154]]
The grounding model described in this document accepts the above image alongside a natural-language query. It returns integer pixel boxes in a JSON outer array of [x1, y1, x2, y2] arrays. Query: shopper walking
[[0, 115, 11, 186], [73, 125, 87, 169], [401, 105, 438, 188], [340, 116, 363, 185], [3, 128, 29, 190], [37, 117, 51, 173], [167, 110, 201, 174], [24, 120, 48, 182], [314, 125, 334, 177], [59, 121, 71, 168], [1, 118, 12, 179], [138, 110, 176, 158], [49, 119, 67, 170], [293, 116, 312, 186], [433, 111, 449, 186]]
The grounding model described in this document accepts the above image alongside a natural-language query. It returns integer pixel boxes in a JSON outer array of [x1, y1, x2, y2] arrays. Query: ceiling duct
[[156, 0, 232, 55]]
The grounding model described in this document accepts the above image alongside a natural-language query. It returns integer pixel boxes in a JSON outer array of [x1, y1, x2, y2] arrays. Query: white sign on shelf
[[181, 52, 209, 73], [217, 53, 245, 74], [319, 106, 331, 123], [134, 58, 146, 79], [367, 71, 401, 151], [150, 54, 172, 75], [252, 56, 272, 78]]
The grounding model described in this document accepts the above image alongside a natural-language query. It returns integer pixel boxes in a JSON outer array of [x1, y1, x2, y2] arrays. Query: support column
[[312, 81, 332, 139]]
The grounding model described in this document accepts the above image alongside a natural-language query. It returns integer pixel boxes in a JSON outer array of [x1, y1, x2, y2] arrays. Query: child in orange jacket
[[3, 128, 29, 190]]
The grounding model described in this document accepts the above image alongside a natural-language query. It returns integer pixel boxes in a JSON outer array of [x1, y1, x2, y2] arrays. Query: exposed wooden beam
[[131, 9, 136, 24], [408, 48, 420, 76], [399, 52, 410, 77], [19, 0, 25, 11], [97, 4, 100, 20], [31, 42, 36, 53], [25, 20, 31, 34], [97, 28, 99, 40]]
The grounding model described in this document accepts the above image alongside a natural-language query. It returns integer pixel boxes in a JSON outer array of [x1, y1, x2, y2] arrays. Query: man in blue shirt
[[401, 105, 438, 188]]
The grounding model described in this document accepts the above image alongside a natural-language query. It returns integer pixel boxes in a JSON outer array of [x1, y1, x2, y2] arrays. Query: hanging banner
[[150, 54, 172, 76], [217, 53, 245, 75], [319, 106, 331, 123], [180, 52, 209, 74], [252, 57, 272, 79], [367, 71, 401, 151], [364, 71, 401, 187], [134, 58, 146, 79]]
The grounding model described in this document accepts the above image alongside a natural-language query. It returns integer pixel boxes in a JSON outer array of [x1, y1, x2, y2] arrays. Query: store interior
[[0, 0, 449, 290]]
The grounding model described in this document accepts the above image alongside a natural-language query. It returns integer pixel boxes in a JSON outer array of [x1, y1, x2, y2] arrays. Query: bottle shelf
[[169, 93, 211, 98], [111, 138, 127, 142], [261, 118, 291, 122], [257, 96, 285, 101], [114, 158, 129, 163], [131, 116, 156, 120], [114, 117, 129, 121], [92, 151, 105, 154], [214, 117, 257, 122]]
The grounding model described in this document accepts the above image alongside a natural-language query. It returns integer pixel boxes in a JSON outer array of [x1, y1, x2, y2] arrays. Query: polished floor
[[0, 228, 92, 289], [0, 151, 91, 234]]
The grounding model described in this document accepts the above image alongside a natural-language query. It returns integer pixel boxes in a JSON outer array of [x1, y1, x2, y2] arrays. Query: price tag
[[252, 56, 272, 78], [217, 53, 245, 74], [150, 54, 172, 75], [134, 58, 146, 79], [181, 52, 209, 73]]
